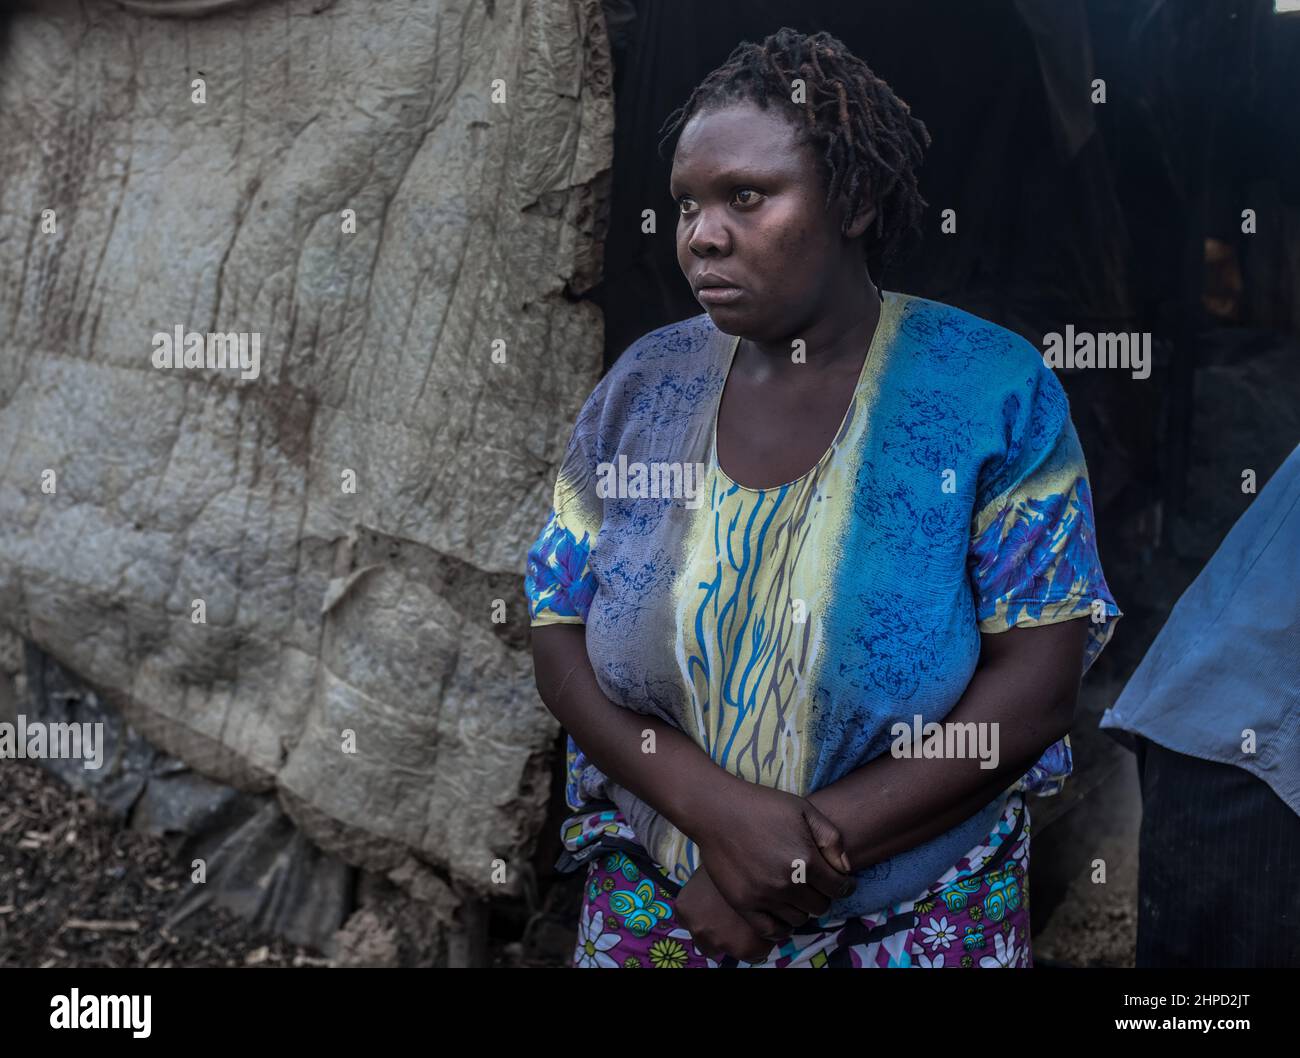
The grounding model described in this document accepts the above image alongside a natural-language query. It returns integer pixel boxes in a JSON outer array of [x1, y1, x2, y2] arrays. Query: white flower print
[[1011, 825, 1030, 867], [920, 916, 956, 951], [573, 904, 620, 968], [979, 926, 1019, 968], [917, 951, 946, 968], [882, 929, 911, 966]]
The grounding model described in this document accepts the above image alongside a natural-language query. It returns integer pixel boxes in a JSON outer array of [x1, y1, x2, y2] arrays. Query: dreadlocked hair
[[657, 27, 931, 275]]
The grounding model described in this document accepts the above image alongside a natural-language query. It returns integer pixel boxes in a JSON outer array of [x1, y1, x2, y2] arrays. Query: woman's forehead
[[671, 103, 810, 178]]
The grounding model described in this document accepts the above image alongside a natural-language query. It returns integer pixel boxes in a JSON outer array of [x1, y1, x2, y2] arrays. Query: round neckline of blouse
[[709, 289, 897, 495]]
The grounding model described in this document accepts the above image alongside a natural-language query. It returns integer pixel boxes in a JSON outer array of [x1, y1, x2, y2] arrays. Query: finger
[[764, 902, 809, 930], [687, 927, 724, 962], [786, 882, 834, 918], [711, 912, 777, 964], [803, 853, 854, 901], [803, 804, 852, 873], [738, 908, 790, 942], [735, 942, 774, 965], [726, 928, 777, 965], [799, 817, 856, 900], [775, 901, 818, 933]]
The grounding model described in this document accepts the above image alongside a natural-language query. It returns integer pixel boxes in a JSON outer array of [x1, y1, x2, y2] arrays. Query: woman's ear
[[840, 199, 877, 240]]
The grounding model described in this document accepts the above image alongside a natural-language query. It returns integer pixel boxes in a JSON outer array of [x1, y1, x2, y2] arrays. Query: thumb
[[803, 805, 852, 874]]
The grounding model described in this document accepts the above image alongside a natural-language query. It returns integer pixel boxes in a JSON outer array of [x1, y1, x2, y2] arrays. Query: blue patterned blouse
[[526, 290, 1121, 916]]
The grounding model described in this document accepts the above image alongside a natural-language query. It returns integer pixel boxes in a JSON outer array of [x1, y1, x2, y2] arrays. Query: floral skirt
[[567, 794, 1032, 968]]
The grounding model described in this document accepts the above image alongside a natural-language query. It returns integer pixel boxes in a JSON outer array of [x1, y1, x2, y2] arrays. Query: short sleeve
[[968, 359, 1122, 796], [525, 392, 606, 628], [526, 384, 611, 813], [525, 506, 597, 626]]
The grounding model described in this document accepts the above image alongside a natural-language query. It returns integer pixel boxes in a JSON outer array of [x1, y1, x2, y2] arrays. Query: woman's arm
[[806, 618, 1089, 870], [531, 623, 742, 844], [532, 622, 852, 945]]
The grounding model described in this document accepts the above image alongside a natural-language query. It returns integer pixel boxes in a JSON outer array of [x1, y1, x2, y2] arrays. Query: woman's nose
[[687, 208, 730, 257]]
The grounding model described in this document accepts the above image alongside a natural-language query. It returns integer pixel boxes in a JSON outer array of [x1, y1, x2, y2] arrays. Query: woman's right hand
[[691, 781, 856, 943]]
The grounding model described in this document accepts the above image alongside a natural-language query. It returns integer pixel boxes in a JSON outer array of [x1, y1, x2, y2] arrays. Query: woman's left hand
[[675, 864, 777, 964], [691, 781, 855, 942]]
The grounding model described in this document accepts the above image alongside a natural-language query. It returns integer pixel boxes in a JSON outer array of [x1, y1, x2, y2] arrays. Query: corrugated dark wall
[[590, 0, 1300, 683]]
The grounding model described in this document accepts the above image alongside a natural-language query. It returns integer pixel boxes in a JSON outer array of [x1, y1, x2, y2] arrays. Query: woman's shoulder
[[603, 312, 720, 387], [874, 292, 1074, 481], [888, 291, 1048, 384], [570, 313, 726, 449], [885, 290, 1068, 433]]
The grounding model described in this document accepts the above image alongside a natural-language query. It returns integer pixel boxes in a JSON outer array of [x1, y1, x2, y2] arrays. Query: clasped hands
[[675, 784, 857, 964]]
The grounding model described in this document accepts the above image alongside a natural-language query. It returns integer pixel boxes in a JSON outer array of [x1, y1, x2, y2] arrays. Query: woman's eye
[[732, 188, 764, 207]]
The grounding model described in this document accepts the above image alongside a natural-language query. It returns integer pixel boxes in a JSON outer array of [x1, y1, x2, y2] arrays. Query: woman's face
[[670, 98, 867, 342]]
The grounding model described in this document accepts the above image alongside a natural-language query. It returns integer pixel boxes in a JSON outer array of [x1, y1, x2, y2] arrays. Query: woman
[[526, 27, 1120, 969]]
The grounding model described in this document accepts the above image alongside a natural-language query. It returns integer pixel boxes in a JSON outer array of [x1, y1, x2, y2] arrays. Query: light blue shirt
[[1100, 443, 1300, 817]]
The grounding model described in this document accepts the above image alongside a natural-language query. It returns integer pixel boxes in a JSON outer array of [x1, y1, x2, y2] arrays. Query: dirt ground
[[1031, 749, 1141, 967], [2, 748, 1138, 968], [0, 753, 588, 969], [0, 757, 323, 968]]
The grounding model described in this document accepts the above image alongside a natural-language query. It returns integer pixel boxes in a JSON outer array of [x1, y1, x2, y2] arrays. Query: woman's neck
[[738, 274, 883, 381]]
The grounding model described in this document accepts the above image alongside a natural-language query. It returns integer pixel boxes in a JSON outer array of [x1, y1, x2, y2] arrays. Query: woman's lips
[[697, 286, 744, 305]]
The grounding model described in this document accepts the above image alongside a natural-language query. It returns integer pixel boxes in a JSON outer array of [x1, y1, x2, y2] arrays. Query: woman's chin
[[701, 302, 756, 334]]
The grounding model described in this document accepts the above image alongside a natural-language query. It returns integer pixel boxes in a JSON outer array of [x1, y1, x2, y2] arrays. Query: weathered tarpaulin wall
[[0, 0, 612, 902]]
